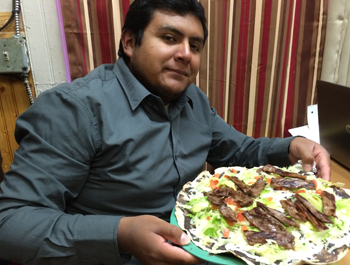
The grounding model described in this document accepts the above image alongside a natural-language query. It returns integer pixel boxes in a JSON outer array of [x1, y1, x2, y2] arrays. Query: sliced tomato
[[230, 168, 237, 174], [237, 211, 245, 222], [225, 218, 234, 226], [316, 189, 323, 195], [224, 197, 241, 209], [223, 227, 230, 238], [225, 197, 235, 205], [212, 204, 218, 210], [209, 179, 219, 190], [241, 225, 248, 231]]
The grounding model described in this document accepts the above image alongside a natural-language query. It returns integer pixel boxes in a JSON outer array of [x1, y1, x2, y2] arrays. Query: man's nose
[[174, 42, 192, 63]]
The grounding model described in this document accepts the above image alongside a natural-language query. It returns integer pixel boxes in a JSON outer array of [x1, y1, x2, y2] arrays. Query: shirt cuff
[[267, 136, 295, 166], [75, 215, 124, 264]]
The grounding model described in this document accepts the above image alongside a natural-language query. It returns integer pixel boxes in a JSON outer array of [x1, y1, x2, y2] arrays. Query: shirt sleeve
[[207, 107, 294, 168], [0, 88, 124, 265]]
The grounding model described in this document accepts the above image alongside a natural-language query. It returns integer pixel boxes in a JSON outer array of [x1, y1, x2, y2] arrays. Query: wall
[[0, 2, 35, 172], [321, 0, 350, 86], [21, 0, 67, 95]]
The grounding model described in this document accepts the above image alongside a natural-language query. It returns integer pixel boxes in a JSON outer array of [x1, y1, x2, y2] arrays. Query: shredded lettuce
[[218, 176, 236, 189], [182, 165, 350, 265], [298, 193, 323, 212], [189, 198, 210, 213]]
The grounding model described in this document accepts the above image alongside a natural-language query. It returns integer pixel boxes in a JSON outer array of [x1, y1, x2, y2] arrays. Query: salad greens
[[181, 165, 350, 265]]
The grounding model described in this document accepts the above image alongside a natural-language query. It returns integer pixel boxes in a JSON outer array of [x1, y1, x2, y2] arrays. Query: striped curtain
[[59, 0, 327, 138]]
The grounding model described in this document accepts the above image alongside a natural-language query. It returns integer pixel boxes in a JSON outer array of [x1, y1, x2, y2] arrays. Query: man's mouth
[[167, 69, 189, 76]]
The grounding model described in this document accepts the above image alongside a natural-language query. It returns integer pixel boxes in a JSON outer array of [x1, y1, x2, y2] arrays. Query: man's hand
[[118, 215, 203, 265], [288, 137, 331, 181]]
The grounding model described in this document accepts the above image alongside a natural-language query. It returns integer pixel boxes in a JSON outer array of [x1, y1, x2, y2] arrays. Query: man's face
[[123, 10, 204, 105]]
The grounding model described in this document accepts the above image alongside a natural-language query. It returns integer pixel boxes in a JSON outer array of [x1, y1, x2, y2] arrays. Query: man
[[0, 0, 330, 264]]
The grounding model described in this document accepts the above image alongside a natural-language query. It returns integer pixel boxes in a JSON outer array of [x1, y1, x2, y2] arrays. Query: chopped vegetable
[[224, 227, 230, 238]]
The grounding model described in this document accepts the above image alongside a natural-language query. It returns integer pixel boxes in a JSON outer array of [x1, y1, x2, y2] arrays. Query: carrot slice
[[266, 178, 272, 184], [312, 179, 317, 189], [206, 216, 210, 221], [230, 168, 237, 174], [267, 197, 273, 201], [254, 176, 261, 180], [296, 190, 306, 194]]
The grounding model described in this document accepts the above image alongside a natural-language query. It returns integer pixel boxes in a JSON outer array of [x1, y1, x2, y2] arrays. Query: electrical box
[[0, 36, 30, 74]]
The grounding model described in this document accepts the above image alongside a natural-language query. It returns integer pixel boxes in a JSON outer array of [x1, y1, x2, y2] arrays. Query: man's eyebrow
[[159, 25, 204, 44]]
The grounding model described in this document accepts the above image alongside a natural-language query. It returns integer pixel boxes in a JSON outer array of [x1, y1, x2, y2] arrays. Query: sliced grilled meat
[[205, 187, 235, 206], [242, 207, 288, 233], [203, 187, 233, 197], [229, 175, 266, 198], [205, 187, 253, 207], [249, 177, 267, 198], [228, 176, 251, 194], [321, 190, 337, 217], [207, 193, 226, 206], [295, 194, 333, 224], [244, 230, 295, 250], [262, 164, 306, 180], [295, 200, 329, 231], [257, 202, 299, 228], [219, 204, 238, 222], [280, 199, 307, 222], [270, 178, 316, 190], [230, 189, 254, 207]]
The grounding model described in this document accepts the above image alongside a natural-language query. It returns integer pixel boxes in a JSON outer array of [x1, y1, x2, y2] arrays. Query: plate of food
[[174, 164, 350, 265], [170, 208, 246, 264]]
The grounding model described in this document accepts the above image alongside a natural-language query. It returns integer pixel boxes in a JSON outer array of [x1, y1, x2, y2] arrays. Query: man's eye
[[191, 44, 201, 52], [163, 35, 175, 42]]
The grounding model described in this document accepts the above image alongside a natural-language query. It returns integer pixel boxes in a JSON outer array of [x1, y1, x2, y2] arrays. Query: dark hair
[[118, 0, 208, 61]]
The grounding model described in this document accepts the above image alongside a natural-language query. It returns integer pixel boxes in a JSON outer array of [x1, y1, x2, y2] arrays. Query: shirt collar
[[113, 58, 194, 111]]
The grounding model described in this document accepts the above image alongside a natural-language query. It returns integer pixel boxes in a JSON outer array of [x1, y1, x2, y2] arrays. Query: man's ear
[[121, 30, 135, 59]]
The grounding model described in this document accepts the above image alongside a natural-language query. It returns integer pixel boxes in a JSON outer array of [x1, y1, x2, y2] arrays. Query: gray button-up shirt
[[0, 58, 293, 264]]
